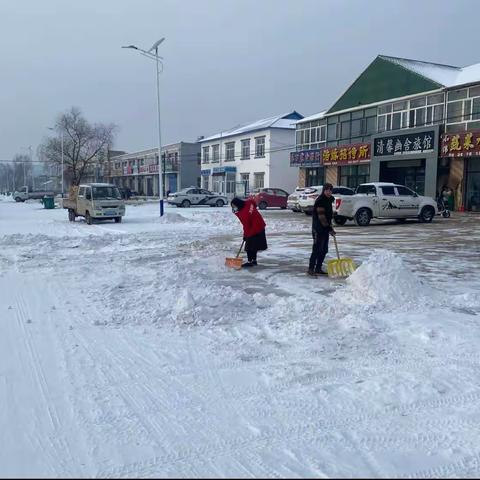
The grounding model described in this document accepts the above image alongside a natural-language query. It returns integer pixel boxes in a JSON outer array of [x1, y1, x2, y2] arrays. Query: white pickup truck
[[334, 182, 437, 226], [13, 186, 55, 202]]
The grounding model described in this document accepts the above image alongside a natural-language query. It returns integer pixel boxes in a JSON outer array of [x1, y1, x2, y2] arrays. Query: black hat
[[231, 197, 246, 210]]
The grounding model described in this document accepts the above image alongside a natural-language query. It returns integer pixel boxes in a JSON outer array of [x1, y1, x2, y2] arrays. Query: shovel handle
[[333, 234, 340, 260], [236, 240, 245, 258]]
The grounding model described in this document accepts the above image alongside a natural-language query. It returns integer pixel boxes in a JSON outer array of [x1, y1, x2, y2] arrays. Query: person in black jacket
[[308, 183, 336, 276]]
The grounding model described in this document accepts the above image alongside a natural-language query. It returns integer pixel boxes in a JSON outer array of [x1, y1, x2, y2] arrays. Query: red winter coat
[[235, 199, 266, 238]]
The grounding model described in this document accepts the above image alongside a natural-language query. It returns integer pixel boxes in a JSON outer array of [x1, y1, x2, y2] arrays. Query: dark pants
[[245, 229, 267, 263], [309, 231, 329, 272]]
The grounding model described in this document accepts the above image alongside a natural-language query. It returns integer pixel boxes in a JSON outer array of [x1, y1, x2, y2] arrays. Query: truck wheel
[[15, 197, 22, 202], [181, 199, 191, 208], [333, 215, 347, 226], [86, 211, 93, 225], [68, 209, 75, 222], [419, 206, 435, 223], [355, 208, 371, 226], [114, 216, 122, 223]]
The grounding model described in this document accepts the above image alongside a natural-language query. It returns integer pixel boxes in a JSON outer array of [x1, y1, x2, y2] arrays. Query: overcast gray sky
[[1, 0, 479, 160]]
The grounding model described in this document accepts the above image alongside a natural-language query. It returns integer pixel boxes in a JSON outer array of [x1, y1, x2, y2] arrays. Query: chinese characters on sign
[[440, 131, 480, 157], [290, 149, 322, 167], [290, 144, 371, 167], [322, 143, 370, 166], [373, 130, 435, 157]]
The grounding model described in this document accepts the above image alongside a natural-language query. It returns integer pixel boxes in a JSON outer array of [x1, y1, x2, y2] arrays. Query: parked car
[[167, 187, 228, 208], [249, 188, 289, 209], [298, 185, 355, 215], [334, 182, 438, 226], [287, 187, 305, 212]]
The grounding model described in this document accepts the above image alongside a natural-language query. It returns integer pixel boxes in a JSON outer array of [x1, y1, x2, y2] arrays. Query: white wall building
[[199, 111, 303, 197]]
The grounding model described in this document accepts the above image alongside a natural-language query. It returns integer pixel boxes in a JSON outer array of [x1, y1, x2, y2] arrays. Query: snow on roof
[[200, 111, 302, 142], [380, 55, 480, 89], [297, 110, 327, 124]]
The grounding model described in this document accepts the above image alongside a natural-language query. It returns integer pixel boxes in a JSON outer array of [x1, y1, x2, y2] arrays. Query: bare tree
[[0, 163, 14, 193], [11, 154, 32, 190], [39, 107, 116, 186]]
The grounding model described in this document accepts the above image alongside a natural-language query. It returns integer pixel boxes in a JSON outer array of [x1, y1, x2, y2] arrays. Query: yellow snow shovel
[[327, 235, 356, 278], [225, 240, 244, 270]]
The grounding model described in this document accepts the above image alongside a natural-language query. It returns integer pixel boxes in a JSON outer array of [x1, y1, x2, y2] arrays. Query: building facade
[[292, 55, 480, 210], [199, 111, 303, 198], [108, 142, 200, 196]]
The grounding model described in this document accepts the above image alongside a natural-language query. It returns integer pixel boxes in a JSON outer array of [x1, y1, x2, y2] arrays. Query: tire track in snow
[[14, 294, 76, 477]]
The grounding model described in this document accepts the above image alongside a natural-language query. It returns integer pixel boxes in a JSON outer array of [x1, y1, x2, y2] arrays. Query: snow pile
[[0, 194, 12, 202], [333, 250, 438, 311]]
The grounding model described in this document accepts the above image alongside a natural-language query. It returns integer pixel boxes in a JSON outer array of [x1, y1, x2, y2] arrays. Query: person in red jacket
[[231, 197, 267, 268]]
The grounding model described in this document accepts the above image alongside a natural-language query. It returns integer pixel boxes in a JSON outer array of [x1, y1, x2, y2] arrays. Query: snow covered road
[[1, 197, 480, 477]]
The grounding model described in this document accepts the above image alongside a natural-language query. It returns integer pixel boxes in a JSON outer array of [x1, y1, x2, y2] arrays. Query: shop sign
[[201, 169, 211, 176], [322, 143, 371, 166], [290, 149, 322, 167], [139, 165, 149, 174], [149, 164, 159, 173], [374, 130, 435, 157], [212, 166, 236, 174], [440, 131, 480, 157]]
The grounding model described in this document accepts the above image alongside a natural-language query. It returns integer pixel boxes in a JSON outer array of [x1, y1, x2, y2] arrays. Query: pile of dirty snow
[[332, 250, 439, 311]]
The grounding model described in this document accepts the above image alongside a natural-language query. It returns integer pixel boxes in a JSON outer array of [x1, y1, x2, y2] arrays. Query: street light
[[122, 37, 166, 216], [47, 126, 65, 197]]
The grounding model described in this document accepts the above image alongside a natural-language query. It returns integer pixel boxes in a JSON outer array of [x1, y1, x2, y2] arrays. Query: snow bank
[[0, 194, 12, 202], [332, 250, 438, 311]]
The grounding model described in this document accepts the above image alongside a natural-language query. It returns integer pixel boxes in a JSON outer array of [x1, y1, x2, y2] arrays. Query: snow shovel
[[225, 240, 244, 270], [327, 235, 356, 278]]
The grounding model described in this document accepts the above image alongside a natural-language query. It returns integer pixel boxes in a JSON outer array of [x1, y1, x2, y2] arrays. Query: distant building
[[108, 142, 200, 195], [199, 111, 303, 197]]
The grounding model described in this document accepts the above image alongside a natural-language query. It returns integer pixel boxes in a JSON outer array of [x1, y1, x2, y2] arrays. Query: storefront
[[210, 166, 236, 196], [441, 130, 480, 211], [371, 126, 439, 197], [290, 149, 323, 187], [321, 143, 371, 189]]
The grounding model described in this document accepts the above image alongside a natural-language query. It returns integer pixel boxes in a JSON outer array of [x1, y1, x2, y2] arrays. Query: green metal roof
[[327, 56, 448, 114]]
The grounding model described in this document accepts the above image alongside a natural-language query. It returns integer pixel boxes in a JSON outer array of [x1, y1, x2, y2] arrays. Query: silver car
[[167, 187, 228, 208]]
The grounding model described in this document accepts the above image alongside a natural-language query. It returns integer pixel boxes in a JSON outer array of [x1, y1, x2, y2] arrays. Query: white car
[[334, 182, 438, 226], [298, 185, 355, 215], [167, 187, 228, 208], [287, 187, 305, 212]]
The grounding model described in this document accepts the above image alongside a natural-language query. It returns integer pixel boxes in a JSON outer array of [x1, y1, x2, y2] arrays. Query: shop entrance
[[466, 157, 480, 211], [380, 159, 426, 195]]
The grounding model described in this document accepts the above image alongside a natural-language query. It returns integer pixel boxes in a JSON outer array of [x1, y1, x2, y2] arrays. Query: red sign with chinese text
[[321, 143, 371, 166], [441, 131, 480, 157]]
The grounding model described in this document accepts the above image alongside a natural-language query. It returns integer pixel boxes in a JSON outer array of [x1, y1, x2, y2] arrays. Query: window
[[428, 93, 445, 105], [448, 89, 468, 101], [327, 123, 337, 140], [274, 189, 288, 197], [470, 86, 480, 98], [202, 146, 210, 163], [305, 168, 324, 187], [396, 186, 415, 196], [254, 172, 265, 189], [447, 101, 463, 124], [340, 121, 351, 139], [356, 183, 376, 195], [255, 137, 265, 158], [241, 139, 250, 160], [340, 165, 370, 190], [381, 186, 395, 195], [241, 173, 250, 192], [212, 144, 220, 163], [473, 98, 480, 121], [410, 97, 426, 108], [225, 142, 235, 162], [365, 116, 377, 134]]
